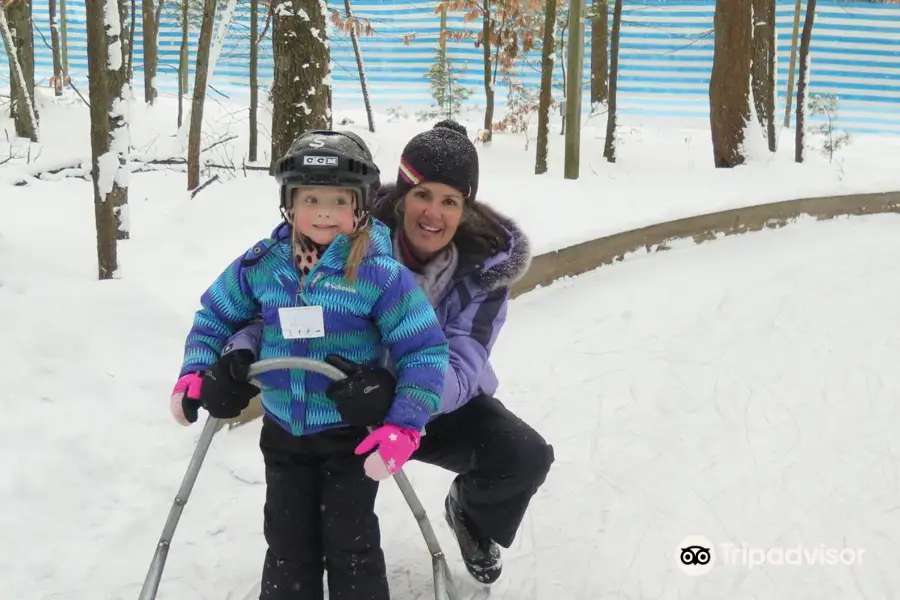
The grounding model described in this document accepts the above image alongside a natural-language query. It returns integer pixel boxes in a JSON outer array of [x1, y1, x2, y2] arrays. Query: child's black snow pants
[[258, 415, 389, 600]]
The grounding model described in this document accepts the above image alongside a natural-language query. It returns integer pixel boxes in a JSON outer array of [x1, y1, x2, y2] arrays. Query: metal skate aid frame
[[138, 357, 460, 600]]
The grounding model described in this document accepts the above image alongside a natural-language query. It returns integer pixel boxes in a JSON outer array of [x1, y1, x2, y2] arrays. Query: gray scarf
[[393, 232, 459, 307]]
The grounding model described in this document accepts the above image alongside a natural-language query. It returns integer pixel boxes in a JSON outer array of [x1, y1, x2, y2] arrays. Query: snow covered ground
[[3, 89, 900, 254], [5, 182, 900, 598], [4, 91, 900, 599]]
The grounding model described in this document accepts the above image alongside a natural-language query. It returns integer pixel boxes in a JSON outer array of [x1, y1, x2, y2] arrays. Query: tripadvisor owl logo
[[676, 535, 716, 576], [675, 534, 866, 575]]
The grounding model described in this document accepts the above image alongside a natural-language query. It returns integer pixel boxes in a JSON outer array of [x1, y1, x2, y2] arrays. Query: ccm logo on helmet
[[302, 155, 338, 167]]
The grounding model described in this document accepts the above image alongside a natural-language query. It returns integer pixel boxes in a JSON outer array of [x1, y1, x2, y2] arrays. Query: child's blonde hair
[[343, 225, 370, 283]]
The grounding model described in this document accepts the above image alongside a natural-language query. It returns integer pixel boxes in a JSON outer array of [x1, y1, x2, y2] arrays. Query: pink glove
[[355, 424, 421, 481], [170, 373, 204, 426]]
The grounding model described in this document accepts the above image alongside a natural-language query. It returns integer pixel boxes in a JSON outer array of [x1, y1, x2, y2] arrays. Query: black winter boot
[[444, 481, 502, 585]]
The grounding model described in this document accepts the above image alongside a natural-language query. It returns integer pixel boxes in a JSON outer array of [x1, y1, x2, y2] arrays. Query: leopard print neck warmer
[[292, 230, 328, 283]]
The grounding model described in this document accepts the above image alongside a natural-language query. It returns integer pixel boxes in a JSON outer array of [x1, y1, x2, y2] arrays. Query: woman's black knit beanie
[[395, 119, 479, 204]]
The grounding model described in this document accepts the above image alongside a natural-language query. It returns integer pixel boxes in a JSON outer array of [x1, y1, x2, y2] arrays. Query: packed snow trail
[[3, 198, 900, 598]]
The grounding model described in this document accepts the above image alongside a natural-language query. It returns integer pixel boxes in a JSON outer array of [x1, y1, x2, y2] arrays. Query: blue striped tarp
[[2, 0, 898, 135]]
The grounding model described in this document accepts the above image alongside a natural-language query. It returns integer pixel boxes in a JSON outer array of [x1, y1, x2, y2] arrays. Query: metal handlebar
[[139, 357, 457, 600]]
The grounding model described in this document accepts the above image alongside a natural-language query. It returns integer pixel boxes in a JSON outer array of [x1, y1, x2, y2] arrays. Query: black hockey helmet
[[274, 130, 381, 213]]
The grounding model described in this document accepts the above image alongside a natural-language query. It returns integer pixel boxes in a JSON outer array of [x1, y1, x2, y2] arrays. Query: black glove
[[182, 395, 201, 424], [200, 350, 260, 419], [324, 355, 396, 427]]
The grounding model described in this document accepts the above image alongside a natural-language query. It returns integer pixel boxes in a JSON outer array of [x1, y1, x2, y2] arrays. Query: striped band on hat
[[398, 156, 424, 186]]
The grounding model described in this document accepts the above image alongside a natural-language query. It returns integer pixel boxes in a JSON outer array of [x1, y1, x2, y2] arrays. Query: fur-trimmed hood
[[370, 182, 532, 294]]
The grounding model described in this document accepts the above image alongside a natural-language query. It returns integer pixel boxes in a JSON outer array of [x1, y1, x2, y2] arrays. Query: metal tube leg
[[138, 415, 221, 600]]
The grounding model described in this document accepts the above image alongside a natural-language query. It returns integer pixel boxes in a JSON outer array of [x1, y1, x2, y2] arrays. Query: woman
[[205, 120, 554, 587]]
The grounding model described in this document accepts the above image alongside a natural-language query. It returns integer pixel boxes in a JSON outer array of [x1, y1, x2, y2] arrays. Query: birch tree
[[1, 0, 39, 141], [85, 0, 132, 279]]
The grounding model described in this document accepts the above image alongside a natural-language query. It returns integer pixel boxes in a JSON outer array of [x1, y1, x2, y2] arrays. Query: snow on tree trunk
[[270, 0, 331, 170], [709, 0, 752, 168], [187, 0, 219, 190], [0, 3, 39, 141], [86, 0, 132, 279], [751, 0, 776, 152]]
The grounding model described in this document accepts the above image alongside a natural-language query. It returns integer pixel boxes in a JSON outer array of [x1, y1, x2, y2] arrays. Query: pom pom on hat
[[433, 119, 468, 137]]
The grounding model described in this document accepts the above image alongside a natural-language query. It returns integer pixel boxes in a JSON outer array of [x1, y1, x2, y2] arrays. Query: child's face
[[290, 186, 357, 245]]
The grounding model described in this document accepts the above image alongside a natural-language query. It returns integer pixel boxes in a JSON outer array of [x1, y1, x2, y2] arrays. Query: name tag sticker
[[279, 306, 325, 339]]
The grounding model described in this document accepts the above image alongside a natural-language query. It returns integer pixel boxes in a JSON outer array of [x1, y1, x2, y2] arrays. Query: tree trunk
[[751, 0, 776, 152], [85, 0, 131, 279], [60, 0, 69, 76], [590, 0, 608, 105], [126, 0, 136, 83], [535, 0, 557, 175], [709, 0, 752, 168], [187, 0, 218, 190], [249, 0, 259, 161], [783, 0, 803, 128], [795, 0, 817, 163], [481, 0, 494, 143], [270, 0, 331, 170], [178, 0, 189, 128], [345, 0, 374, 133], [557, 11, 567, 135], [49, 0, 63, 96], [603, 0, 622, 162], [564, 0, 585, 179], [142, 0, 158, 103], [3, 0, 38, 141]]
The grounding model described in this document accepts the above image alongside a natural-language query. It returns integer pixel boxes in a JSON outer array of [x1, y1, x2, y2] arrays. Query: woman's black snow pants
[[258, 416, 389, 600], [414, 394, 555, 548]]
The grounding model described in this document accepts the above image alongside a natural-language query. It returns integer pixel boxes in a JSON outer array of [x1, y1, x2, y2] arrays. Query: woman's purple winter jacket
[[221, 201, 531, 416]]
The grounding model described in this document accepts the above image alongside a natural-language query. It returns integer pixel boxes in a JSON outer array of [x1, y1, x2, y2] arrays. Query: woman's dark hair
[[370, 183, 509, 259]]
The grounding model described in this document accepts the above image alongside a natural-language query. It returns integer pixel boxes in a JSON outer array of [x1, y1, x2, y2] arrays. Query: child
[[168, 130, 450, 600]]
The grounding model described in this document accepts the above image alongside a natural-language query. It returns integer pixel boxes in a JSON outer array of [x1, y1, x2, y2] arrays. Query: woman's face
[[401, 182, 465, 259]]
